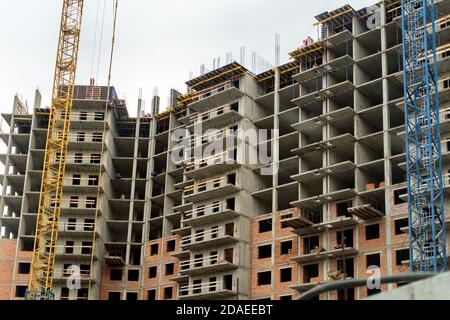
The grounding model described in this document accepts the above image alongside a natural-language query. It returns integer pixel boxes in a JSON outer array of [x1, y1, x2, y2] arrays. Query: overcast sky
[[0, 0, 370, 118]]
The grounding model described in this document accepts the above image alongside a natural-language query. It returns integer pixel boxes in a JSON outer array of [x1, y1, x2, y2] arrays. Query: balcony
[[60, 198, 98, 214], [58, 222, 97, 236], [68, 133, 103, 151], [56, 244, 97, 260], [104, 248, 126, 266], [443, 172, 450, 193], [281, 209, 357, 235], [64, 154, 102, 170], [348, 202, 384, 220], [291, 161, 356, 183], [291, 188, 357, 209], [292, 80, 355, 107], [182, 200, 240, 227], [70, 111, 105, 130], [53, 268, 95, 283], [292, 107, 355, 134], [178, 280, 236, 300], [174, 127, 239, 157], [292, 133, 356, 157], [183, 175, 241, 203], [179, 252, 237, 276], [280, 210, 317, 229], [291, 248, 328, 264], [187, 103, 242, 131], [63, 176, 100, 193], [291, 273, 352, 293], [291, 245, 358, 264], [290, 281, 321, 293], [185, 150, 239, 179], [325, 246, 358, 259], [0, 133, 30, 150], [180, 225, 237, 251], [186, 81, 244, 113]]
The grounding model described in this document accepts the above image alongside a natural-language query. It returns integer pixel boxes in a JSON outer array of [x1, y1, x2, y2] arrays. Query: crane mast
[[26, 0, 84, 300], [401, 0, 447, 272]]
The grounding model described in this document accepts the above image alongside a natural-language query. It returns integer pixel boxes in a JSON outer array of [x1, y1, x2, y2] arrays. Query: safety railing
[[184, 176, 227, 196], [60, 198, 97, 209], [189, 103, 237, 126], [68, 132, 103, 143], [71, 111, 105, 122], [59, 222, 95, 233], [179, 253, 224, 271], [64, 176, 99, 187], [181, 226, 231, 247], [179, 280, 225, 297], [185, 150, 236, 173], [183, 201, 229, 221]]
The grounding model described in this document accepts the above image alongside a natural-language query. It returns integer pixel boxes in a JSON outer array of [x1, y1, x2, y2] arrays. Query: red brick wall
[[99, 236, 180, 300], [143, 236, 179, 300], [0, 240, 17, 300], [250, 209, 299, 300]]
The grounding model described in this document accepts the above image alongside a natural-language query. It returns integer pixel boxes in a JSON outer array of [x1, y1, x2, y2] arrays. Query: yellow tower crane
[[26, 0, 84, 300]]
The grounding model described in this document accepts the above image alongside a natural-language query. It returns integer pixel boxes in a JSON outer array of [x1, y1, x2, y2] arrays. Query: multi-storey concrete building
[[1, 0, 450, 300]]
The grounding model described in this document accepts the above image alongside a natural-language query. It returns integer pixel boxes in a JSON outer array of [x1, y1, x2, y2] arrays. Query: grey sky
[[0, 0, 371, 117]]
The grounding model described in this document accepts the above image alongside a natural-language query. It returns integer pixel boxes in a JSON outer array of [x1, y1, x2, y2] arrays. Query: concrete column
[[6, 105, 18, 301], [123, 100, 142, 299], [270, 68, 281, 299], [323, 37, 331, 300], [272, 68, 280, 213], [140, 118, 155, 298], [11, 109, 38, 298], [380, 1, 394, 287]]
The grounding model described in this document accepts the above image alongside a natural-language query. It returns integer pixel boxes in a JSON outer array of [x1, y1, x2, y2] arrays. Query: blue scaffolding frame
[[401, 0, 447, 272]]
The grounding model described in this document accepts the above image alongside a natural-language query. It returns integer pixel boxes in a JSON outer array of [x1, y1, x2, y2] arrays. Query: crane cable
[[88, 0, 119, 299], [89, 0, 102, 78], [96, 0, 108, 82]]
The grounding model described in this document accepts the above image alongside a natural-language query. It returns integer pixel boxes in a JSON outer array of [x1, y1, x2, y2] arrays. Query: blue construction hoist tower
[[401, 0, 447, 272]]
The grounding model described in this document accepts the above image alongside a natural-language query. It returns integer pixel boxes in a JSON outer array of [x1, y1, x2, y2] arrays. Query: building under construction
[[1, 0, 450, 300]]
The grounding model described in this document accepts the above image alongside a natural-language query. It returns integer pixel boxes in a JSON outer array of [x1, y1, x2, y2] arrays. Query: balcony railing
[[60, 198, 97, 209], [189, 103, 239, 126], [184, 176, 226, 196], [181, 226, 235, 249], [188, 81, 239, 105], [71, 111, 105, 122], [185, 150, 236, 173], [184, 201, 229, 220], [280, 209, 321, 229], [104, 248, 126, 266], [175, 127, 238, 152], [68, 133, 103, 143], [59, 222, 95, 233], [179, 280, 234, 298], [53, 268, 93, 280], [179, 252, 233, 272], [64, 176, 99, 187], [182, 200, 239, 227], [57, 244, 93, 257]]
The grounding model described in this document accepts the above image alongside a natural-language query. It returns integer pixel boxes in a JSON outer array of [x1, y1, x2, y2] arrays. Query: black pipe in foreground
[[297, 272, 438, 300]]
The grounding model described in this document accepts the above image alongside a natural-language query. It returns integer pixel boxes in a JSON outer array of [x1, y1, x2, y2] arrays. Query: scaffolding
[[255, 60, 299, 94], [289, 41, 325, 69], [179, 62, 248, 106], [314, 4, 356, 39], [401, 0, 447, 272]]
